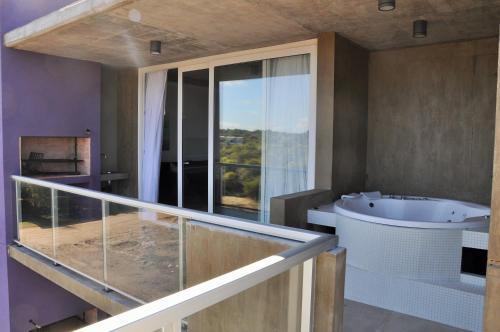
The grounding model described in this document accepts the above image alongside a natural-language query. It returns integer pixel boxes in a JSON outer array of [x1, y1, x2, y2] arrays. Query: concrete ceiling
[[4, 0, 500, 67]]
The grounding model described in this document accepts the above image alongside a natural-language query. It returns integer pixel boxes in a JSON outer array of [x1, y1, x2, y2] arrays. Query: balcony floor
[[344, 300, 467, 332]]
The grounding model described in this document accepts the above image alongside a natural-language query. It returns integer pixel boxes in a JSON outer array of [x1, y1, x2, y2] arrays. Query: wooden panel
[[185, 222, 344, 332], [484, 266, 500, 331], [484, 28, 500, 332], [314, 248, 346, 332]]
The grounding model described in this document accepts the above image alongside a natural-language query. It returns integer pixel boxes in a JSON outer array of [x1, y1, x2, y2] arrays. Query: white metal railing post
[[51, 188, 58, 264], [15, 181, 22, 242], [102, 200, 109, 291], [300, 258, 316, 332]]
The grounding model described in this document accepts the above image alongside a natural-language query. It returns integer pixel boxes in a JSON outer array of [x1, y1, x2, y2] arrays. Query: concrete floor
[[344, 300, 468, 332]]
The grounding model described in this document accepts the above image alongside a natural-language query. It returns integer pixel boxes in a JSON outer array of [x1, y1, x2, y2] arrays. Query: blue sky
[[219, 75, 310, 133], [220, 78, 263, 131]]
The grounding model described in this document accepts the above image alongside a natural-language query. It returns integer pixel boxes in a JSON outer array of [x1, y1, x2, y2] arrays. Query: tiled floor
[[344, 300, 468, 332]]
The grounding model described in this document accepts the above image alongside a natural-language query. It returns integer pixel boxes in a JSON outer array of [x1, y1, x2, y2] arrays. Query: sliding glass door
[[214, 61, 264, 220], [214, 54, 311, 223], [180, 68, 209, 211], [147, 42, 316, 223]]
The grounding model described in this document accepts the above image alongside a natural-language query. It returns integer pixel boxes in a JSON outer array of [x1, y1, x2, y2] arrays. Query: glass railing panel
[[55, 191, 104, 281], [105, 203, 182, 302], [18, 183, 54, 257], [183, 266, 303, 332]]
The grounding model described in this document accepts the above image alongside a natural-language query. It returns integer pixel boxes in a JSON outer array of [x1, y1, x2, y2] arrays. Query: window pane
[[214, 54, 311, 223], [182, 69, 209, 211], [214, 61, 263, 221]]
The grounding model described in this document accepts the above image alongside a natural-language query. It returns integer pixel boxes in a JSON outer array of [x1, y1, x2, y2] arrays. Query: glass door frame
[[138, 39, 318, 215]]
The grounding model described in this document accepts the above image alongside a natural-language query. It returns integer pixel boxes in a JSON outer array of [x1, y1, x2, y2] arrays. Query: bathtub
[[334, 193, 490, 229], [310, 192, 489, 281], [307, 193, 490, 330]]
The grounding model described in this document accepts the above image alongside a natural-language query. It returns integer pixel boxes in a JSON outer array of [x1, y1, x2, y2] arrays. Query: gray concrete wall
[[331, 35, 369, 198], [101, 67, 138, 198], [272, 34, 368, 229], [315, 32, 335, 190], [270, 189, 334, 229], [366, 38, 498, 205], [485, 28, 500, 332], [101, 66, 118, 173]]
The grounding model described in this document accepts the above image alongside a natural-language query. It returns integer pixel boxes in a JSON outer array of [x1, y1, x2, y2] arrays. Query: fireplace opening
[[20, 136, 91, 178]]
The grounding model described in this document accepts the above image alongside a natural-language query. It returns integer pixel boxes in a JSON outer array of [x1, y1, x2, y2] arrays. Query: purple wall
[[0, 1, 102, 330]]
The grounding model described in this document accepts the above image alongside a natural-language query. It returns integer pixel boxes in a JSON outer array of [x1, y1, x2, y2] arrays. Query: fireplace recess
[[20, 136, 91, 178]]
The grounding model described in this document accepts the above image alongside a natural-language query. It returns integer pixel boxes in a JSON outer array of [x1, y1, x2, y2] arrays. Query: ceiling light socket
[[150, 40, 162, 55], [413, 20, 428, 38], [378, 0, 395, 11]]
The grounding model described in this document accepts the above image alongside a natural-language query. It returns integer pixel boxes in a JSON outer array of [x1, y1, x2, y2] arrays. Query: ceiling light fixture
[[150, 40, 162, 56], [378, 0, 395, 11], [413, 20, 427, 38]]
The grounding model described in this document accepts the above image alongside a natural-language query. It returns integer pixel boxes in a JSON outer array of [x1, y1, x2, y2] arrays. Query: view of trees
[[218, 128, 308, 211], [219, 129, 261, 208]]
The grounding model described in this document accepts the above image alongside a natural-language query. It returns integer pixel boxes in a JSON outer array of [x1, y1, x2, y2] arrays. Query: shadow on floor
[[343, 300, 468, 332]]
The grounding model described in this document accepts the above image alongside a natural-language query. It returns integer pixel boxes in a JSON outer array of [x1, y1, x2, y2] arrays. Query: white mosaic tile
[[345, 265, 484, 332], [462, 228, 489, 250]]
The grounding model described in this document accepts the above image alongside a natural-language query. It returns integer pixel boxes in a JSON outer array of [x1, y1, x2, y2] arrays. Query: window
[[140, 41, 317, 223]]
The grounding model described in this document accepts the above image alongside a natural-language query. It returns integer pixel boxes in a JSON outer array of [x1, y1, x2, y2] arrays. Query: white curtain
[[140, 70, 168, 203], [259, 55, 310, 223]]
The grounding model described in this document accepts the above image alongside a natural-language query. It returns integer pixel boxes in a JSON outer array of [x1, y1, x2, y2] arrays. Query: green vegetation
[[218, 128, 308, 208], [219, 129, 261, 204]]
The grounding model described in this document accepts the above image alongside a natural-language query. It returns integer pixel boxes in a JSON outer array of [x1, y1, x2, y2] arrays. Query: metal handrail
[[75, 235, 335, 332], [12, 175, 321, 243], [13, 175, 338, 332]]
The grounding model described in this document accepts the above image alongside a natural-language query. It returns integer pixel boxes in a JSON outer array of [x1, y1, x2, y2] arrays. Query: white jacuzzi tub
[[334, 193, 490, 229], [308, 192, 490, 331], [309, 192, 490, 282]]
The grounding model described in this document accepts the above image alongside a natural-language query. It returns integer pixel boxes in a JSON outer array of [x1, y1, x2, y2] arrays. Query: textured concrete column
[[315, 32, 335, 190], [484, 26, 500, 332]]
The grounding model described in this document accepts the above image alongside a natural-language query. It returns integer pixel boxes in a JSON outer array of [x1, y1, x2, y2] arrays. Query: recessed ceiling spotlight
[[150, 40, 162, 56], [378, 0, 395, 11], [413, 20, 428, 38]]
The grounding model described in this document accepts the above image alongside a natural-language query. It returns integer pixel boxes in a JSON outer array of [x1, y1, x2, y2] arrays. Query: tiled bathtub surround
[[309, 208, 488, 331], [346, 265, 484, 331]]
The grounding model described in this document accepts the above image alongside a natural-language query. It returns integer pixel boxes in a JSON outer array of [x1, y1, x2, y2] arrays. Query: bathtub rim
[[333, 196, 490, 229]]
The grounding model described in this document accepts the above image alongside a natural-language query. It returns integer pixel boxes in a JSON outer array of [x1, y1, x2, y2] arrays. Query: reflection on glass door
[[214, 54, 311, 223], [182, 69, 209, 211], [214, 61, 264, 220]]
